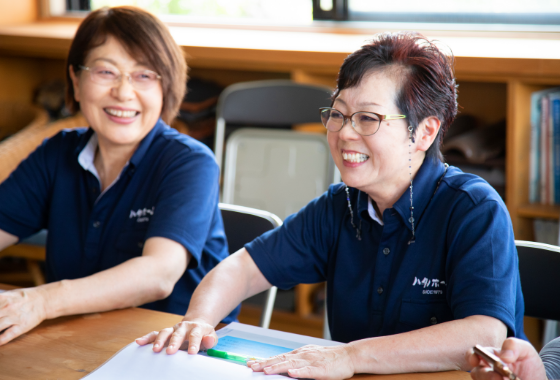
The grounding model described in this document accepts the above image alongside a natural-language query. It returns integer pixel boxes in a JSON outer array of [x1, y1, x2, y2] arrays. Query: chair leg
[[26, 259, 45, 286]]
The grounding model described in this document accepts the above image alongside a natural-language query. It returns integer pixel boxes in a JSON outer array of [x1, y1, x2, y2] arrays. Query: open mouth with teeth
[[342, 152, 369, 163], [104, 108, 139, 118]]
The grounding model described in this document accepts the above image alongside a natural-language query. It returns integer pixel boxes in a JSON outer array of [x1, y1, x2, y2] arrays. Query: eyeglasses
[[79, 65, 161, 90], [319, 107, 406, 136]]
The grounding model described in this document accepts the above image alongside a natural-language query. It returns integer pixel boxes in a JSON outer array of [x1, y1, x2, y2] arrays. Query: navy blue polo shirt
[[0, 119, 239, 322], [246, 159, 525, 343]]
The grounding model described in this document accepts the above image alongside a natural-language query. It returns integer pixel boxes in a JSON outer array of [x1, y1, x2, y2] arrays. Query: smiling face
[[69, 35, 163, 149], [328, 69, 424, 199]]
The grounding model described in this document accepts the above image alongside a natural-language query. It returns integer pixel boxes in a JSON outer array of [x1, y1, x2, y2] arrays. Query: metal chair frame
[[219, 203, 282, 329]]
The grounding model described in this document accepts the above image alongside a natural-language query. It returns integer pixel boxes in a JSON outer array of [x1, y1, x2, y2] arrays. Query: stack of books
[[529, 87, 560, 205]]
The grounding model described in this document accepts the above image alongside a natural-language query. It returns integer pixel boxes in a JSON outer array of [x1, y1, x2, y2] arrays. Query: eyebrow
[[334, 98, 382, 107], [90, 57, 149, 69]]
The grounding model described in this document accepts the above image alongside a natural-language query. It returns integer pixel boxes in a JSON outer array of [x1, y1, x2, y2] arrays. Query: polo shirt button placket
[[383, 247, 390, 256], [377, 286, 384, 295]]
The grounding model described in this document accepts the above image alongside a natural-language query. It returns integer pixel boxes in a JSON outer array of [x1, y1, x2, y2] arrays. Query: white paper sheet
[[84, 323, 341, 380], [84, 343, 288, 380]]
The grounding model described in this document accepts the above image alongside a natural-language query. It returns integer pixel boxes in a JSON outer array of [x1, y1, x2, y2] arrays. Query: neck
[[366, 152, 425, 218], [94, 136, 138, 191]]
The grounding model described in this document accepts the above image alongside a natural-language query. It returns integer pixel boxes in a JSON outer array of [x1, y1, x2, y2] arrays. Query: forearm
[[40, 253, 182, 319], [185, 248, 271, 326], [348, 315, 507, 374]]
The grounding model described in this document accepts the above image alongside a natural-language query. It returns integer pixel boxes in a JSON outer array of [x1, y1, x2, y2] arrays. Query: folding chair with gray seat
[[213, 79, 334, 174], [515, 240, 560, 345], [219, 203, 282, 329]]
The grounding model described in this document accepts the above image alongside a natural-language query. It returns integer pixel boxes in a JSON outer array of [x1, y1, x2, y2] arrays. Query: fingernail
[[154, 344, 160, 349], [190, 346, 196, 352], [263, 367, 271, 374], [251, 363, 261, 370]]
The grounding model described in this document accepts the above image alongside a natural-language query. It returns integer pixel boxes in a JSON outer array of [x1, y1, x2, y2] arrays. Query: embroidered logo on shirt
[[129, 207, 155, 223], [412, 277, 447, 295]]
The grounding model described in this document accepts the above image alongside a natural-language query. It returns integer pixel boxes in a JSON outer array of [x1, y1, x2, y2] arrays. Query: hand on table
[[136, 319, 218, 355], [247, 344, 355, 380], [0, 287, 47, 345], [466, 338, 547, 380]]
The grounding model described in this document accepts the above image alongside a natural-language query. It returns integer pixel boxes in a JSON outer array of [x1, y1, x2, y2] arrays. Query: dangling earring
[[408, 125, 415, 244], [345, 186, 362, 241]]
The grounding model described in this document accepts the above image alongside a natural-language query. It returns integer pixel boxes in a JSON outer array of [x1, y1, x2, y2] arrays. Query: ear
[[69, 65, 81, 103], [415, 116, 441, 152]]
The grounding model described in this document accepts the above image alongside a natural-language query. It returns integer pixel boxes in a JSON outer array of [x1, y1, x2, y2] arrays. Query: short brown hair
[[66, 6, 187, 124], [334, 32, 458, 162]]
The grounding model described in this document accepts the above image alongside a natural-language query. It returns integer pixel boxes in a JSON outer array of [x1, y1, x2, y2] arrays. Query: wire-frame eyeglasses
[[79, 65, 161, 90], [319, 107, 406, 136]]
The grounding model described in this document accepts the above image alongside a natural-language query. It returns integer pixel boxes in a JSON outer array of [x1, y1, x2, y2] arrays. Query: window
[[313, 0, 560, 26], [87, 0, 312, 23]]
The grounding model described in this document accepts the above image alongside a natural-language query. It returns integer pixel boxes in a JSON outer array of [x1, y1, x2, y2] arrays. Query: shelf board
[[517, 204, 560, 219]]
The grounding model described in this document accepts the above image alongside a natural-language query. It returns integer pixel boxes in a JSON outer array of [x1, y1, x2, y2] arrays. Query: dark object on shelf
[[444, 114, 481, 141], [176, 77, 223, 146], [443, 119, 506, 164], [34, 79, 71, 120]]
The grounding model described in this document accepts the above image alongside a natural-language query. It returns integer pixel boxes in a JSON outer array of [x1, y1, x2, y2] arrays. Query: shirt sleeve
[[245, 185, 342, 290], [0, 134, 61, 239], [540, 337, 560, 380], [143, 143, 222, 269], [445, 194, 520, 335]]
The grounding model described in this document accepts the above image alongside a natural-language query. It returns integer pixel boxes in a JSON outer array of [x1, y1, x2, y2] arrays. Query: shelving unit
[[1, 19, 560, 342]]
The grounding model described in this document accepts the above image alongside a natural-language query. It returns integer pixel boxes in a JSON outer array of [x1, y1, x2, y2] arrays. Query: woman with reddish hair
[[138, 32, 524, 378]]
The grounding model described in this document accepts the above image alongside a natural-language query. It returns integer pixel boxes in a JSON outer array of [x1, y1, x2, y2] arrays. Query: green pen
[[206, 348, 260, 364]]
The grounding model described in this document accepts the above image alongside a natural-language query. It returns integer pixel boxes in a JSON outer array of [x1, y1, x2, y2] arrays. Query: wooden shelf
[[517, 204, 560, 219]]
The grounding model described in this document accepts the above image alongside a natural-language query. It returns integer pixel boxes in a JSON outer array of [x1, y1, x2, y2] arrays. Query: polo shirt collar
[[129, 118, 166, 168], [354, 158, 446, 230], [393, 158, 446, 231]]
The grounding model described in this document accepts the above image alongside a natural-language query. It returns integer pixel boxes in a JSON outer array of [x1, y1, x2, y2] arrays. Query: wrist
[[345, 341, 360, 374], [37, 280, 68, 320]]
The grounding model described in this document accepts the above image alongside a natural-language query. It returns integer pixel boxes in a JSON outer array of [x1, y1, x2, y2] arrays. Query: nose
[[111, 73, 135, 101], [338, 116, 361, 141]]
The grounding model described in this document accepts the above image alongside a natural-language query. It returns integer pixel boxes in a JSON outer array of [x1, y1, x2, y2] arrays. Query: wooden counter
[[0, 284, 469, 380]]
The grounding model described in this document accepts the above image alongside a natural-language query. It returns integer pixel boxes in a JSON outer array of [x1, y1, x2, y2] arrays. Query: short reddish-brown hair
[[334, 32, 458, 162], [66, 6, 187, 124]]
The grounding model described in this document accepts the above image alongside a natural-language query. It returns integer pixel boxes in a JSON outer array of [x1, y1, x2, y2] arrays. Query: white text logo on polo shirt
[[412, 277, 447, 295], [129, 207, 155, 223]]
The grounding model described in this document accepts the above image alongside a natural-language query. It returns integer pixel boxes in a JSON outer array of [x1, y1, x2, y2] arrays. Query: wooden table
[[0, 284, 470, 380]]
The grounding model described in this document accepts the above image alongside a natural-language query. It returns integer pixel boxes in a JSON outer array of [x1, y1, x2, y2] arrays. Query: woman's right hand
[[466, 337, 547, 380], [135, 319, 218, 355]]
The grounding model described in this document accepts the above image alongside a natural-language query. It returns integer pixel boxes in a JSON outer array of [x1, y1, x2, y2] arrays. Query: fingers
[[470, 365, 506, 380], [466, 348, 483, 368], [167, 323, 189, 355], [249, 353, 289, 372], [262, 358, 309, 375], [201, 334, 217, 350], [186, 325, 205, 354], [152, 327, 174, 353], [0, 325, 21, 346], [135, 330, 158, 346]]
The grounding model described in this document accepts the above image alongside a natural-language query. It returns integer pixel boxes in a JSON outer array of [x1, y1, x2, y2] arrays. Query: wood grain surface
[[0, 285, 470, 380]]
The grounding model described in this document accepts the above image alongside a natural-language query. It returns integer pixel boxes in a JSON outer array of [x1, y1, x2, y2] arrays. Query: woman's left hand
[[0, 287, 47, 345], [247, 344, 356, 380]]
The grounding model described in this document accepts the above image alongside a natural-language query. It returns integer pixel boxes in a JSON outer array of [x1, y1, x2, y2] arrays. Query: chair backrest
[[219, 203, 282, 329], [214, 80, 333, 172], [223, 128, 334, 220], [516, 240, 560, 321]]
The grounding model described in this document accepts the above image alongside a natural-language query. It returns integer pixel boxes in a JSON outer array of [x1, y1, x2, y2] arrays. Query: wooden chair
[[0, 113, 87, 286]]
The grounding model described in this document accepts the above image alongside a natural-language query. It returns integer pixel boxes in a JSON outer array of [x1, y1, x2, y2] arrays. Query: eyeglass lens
[[320, 108, 381, 136], [87, 66, 159, 90]]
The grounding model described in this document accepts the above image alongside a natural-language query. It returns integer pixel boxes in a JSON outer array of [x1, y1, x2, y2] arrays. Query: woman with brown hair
[[0, 6, 238, 346]]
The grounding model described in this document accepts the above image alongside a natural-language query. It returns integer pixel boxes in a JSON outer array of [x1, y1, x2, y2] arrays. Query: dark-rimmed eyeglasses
[[319, 107, 406, 136], [79, 65, 161, 90]]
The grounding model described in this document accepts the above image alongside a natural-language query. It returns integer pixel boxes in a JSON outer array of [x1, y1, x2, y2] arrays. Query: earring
[[408, 125, 415, 244], [345, 186, 362, 241]]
